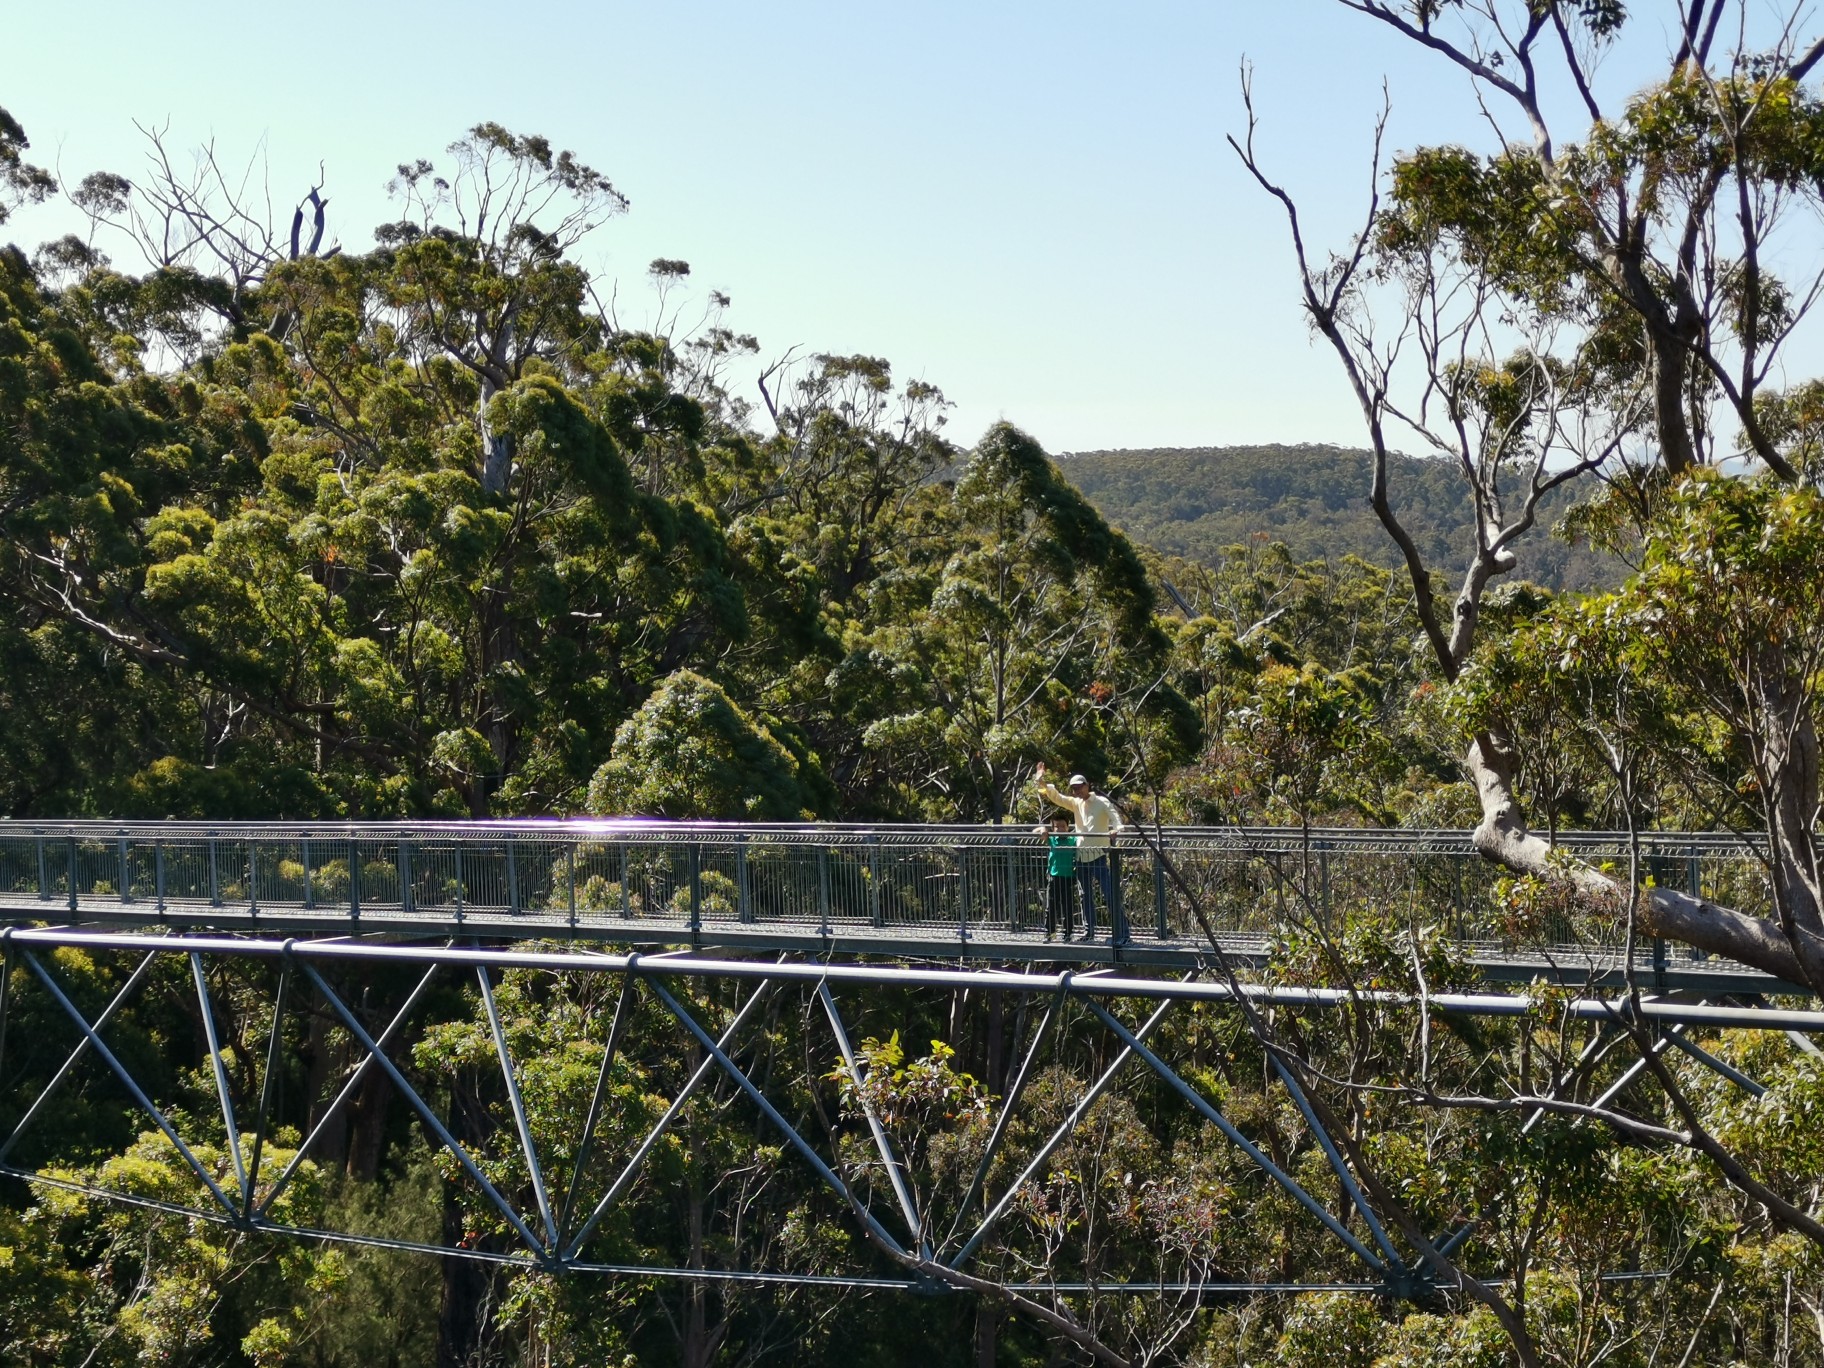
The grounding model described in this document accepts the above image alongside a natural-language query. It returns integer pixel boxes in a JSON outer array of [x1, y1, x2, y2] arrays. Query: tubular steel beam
[[820, 981, 924, 1253], [478, 964, 559, 1250], [645, 975, 911, 1260], [1263, 1052, 1402, 1268], [558, 968, 637, 1242], [951, 996, 1179, 1271], [22, 950, 239, 1219], [1080, 997, 1386, 1273], [948, 978, 1067, 1244], [244, 961, 290, 1220], [0, 949, 160, 1165], [562, 978, 774, 1260], [300, 963, 548, 1260], [190, 953, 249, 1206], [0, 929, 1815, 1029], [258, 962, 442, 1217]]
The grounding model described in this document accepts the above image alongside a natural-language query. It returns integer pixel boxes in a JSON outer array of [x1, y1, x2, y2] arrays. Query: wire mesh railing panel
[[0, 824, 1798, 973]]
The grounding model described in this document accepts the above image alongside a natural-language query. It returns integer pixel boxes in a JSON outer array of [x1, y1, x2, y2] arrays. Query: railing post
[[35, 834, 47, 902], [248, 843, 259, 921], [868, 837, 882, 929], [208, 835, 220, 907], [618, 842, 631, 919], [117, 835, 131, 905], [1110, 846, 1126, 944], [1154, 847, 1168, 939], [1001, 830, 1017, 935], [817, 847, 830, 936], [348, 840, 362, 924], [506, 842, 520, 914], [302, 837, 314, 909], [567, 844, 578, 926], [957, 845, 970, 943], [737, 836, 752, 924], [155, 841, 166, 918], [690, 843, 703, 934], [454, 842, 465, 925], [67, 836, 78, 917], [399, 841, 414, 915]]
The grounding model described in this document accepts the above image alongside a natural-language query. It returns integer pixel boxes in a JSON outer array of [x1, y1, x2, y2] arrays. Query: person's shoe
[[1044, 931, 1055, 942]]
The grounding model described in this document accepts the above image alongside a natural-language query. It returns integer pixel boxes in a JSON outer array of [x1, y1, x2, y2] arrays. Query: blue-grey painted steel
[[300, 963, 548, 1258], [478, 964, 559, 1248], [0, 950, 160, 1165], [558, 969, 635, 1240], [190, 952, 249, 1205], [646, 975, 911, 1259], [245, 963, 290, 1220], [561, 978, 774, 1260], [1264, 1052, 1402, 1268], [0, 821, 1783, 989], [1080, 997, 1387, 1273], [257, 962, 442, 1217], [950, 996, 1178, 1270], [23, 950, 239, 1218], [820, 981, 923, 1251], [0, 926, 1813, 1030], [1664, 1030, 1767, 1097]]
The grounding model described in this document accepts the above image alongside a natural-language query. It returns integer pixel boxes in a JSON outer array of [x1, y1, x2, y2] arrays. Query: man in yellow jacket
[[1034, 762, 1128, 944]]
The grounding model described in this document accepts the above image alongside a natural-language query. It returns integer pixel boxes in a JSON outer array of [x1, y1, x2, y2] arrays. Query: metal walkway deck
[[0, 819, 1794, 993]]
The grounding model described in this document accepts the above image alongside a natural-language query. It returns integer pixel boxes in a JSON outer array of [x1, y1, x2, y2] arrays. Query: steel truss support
[[0, 926, 1811, 1298]]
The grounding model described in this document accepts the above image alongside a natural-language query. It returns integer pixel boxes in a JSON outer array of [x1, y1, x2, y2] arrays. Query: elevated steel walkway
[[0, 819, 1792, 993]]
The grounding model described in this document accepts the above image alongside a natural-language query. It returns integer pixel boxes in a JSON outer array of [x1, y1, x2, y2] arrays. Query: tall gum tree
[[1238, 0, 1824, 992]]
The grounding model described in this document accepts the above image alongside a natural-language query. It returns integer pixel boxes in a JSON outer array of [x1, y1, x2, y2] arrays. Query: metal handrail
[[0, 818, 1772, 855]]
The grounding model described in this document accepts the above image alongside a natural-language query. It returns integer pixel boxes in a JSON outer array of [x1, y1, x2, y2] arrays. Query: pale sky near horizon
[[2, 2, 1710, 456]]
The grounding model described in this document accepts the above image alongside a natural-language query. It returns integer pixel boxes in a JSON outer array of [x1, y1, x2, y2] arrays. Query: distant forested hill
[[1058, 443, 1622, 591]]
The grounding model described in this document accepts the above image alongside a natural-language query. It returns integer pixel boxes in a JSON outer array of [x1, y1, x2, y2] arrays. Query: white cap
[[1067, 774, 1088, 787]]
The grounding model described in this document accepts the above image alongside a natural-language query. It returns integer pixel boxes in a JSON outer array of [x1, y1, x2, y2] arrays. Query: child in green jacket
[[1038, 816, 1078, 941]]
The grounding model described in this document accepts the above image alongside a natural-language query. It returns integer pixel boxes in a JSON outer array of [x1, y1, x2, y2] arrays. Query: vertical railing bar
[[349, 839, 362, 924], [507, 841, 520, 915], [817, 846, 830, 936], [67, 836, 78, 918], [155, 841, 166, 918], [737, 835, 752, 923], [118, 835, 130, 905], [301, 837, 314, 910], [35, 834, 48, 902], [399, 840, 414, 916], [455, 842, 465, 925], [568, 844, 578, 928], [208, 835, 220, 907], [868, 837, 882, 928]]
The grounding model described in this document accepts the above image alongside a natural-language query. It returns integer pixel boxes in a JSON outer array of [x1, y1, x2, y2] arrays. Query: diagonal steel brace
[[301, 963, 547, 1259], [1083, 997, 1386, 1272], [23, 950, 240, 1219], [820, 980, 924, 1252], [563, 976, 773, 1259], [647, 975, 910, 1259], [950, 995, 1178, 1271]]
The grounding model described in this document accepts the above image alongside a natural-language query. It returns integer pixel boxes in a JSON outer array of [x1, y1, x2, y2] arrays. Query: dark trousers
[[1045, 874, 1075, 937], [1077, 855, 1126, 941]]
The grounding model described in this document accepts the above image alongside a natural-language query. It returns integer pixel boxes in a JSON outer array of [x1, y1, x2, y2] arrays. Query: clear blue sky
[[0, 2, 1689, 455]]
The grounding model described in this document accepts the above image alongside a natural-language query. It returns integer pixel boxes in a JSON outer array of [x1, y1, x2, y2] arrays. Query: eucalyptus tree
[[1231, 2, 1824, 1359]]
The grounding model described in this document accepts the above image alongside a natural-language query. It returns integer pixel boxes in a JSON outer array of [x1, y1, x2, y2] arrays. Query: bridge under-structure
[[0, 819, 1812, 1304]]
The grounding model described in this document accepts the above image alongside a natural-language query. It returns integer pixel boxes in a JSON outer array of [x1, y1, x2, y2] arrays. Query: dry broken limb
[[1234, 2, 1824, 998]]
